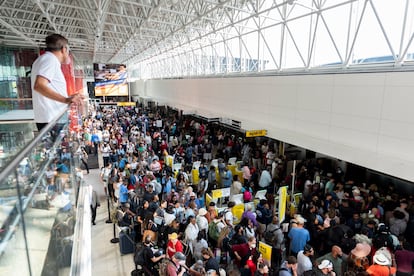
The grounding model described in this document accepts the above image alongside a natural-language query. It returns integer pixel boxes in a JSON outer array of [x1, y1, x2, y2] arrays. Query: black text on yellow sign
[[117, 102, 136, 106], [246, 129, 267, 137]]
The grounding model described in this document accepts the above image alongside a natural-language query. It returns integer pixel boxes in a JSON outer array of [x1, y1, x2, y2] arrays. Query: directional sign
[[246, 129, 267, 137]]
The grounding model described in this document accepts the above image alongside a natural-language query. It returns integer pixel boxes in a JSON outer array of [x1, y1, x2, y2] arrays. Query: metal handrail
[[0, 107, 68, 180]]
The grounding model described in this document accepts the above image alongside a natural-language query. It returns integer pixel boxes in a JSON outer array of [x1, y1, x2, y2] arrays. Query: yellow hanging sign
[[246, 129, 267, 137], [117, 102, 136, 106]]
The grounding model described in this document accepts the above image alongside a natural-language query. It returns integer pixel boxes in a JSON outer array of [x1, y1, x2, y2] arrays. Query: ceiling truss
[[0, 0, 414, 79]]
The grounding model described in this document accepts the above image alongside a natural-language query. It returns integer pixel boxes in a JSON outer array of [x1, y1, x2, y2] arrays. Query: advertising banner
[[94, 63, 128, 96]]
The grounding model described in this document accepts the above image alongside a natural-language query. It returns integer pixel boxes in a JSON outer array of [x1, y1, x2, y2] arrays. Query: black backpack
[[373, 233, 394, 251], [134, 246, 146, 266]]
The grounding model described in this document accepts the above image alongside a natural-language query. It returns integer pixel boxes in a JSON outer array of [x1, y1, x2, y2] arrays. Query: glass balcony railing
[[0, 108, 90, 276]]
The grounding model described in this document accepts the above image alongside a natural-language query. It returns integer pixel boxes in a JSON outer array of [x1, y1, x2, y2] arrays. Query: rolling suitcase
[[57, 237, 73, 267], [119, 229, 135, 255]]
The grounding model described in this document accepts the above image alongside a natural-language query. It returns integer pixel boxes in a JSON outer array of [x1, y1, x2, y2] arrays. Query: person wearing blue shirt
[[57, 159, 70, 174], [288, 216, 310, 256], [118, 156, 128, 170], [162, 173, 175, 195], [222, 167, 232, 188], [119, 181, 129, 205], [278, 256, 298, 276], [91, 130, 100, 155], [199, 163, 208, 180], [130, 170, 140, 189]]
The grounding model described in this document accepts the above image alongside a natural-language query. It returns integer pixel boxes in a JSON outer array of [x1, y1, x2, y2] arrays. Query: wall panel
[[134, 71, 414, 182]]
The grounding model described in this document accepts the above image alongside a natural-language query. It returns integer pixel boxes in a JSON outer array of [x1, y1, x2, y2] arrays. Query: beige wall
[[131, 72, 414, 182]]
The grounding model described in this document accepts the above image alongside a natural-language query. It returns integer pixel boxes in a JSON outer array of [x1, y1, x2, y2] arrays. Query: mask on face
[[250, 243, 256, 249], [178, 260, 186, 266]]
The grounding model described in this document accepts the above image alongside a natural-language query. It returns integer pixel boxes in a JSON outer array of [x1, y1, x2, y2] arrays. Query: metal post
[[110, 223, 119, 243], [291, 160, 296, 200], [105, 193, 112, 224]]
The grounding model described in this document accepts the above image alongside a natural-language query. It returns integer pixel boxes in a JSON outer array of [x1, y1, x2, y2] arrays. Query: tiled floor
[[84, 169, 135, 276]]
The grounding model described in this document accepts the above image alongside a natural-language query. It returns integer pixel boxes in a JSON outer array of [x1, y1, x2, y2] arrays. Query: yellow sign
[[258, 242, 272, 266], [278, 186, 288, 224], [206, 193, 212, 207], [211, 188, 230, 199], [246, 129, 267, 137], [212, 189, 223, 199], [117, 102, 136, 106], [166, 155, 173, 168]]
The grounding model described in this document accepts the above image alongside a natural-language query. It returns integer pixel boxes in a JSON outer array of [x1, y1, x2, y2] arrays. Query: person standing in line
[[80, 147, 90, 174], [296, 244, 314, 276], [90, 186, 100, 225], [31, 33, 84, 131], [288, 216, 310, 257]]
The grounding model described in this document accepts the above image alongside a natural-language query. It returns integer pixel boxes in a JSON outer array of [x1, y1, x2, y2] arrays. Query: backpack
[[264, 226, 279, 244], [134, 247, 146, 266], [373, 233, 394, 251], [208, 221, 220, 241], [278, 267, 289, 275], [243, 189, 252, 201]]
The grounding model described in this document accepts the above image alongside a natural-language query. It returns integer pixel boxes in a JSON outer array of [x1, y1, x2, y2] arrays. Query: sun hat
[[198, 208, 208, 216], [318, 260, 333, 270], [351, 243, 371, 258], [373, 252, 391, 266]]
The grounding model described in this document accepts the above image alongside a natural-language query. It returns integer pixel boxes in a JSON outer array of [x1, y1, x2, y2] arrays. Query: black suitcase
[[119, 230, 135, 255], [57, 237, 73, 267]]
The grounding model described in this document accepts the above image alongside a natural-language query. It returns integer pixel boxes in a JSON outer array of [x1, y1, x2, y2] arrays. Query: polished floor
[[84, 169, 135, 276]]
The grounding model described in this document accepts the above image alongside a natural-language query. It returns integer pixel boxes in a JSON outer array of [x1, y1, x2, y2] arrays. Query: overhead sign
[[246, 129, 267, 137], [117, 102, 136, 106]]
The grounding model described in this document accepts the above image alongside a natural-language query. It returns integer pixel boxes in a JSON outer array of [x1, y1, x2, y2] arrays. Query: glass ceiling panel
[[125, 0, 414, 78]]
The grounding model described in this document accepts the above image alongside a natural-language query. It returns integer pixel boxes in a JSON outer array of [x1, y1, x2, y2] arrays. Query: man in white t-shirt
[[297, 244, 314, 276], [225, 201, 236, 227], [31, 33, 83, 131]]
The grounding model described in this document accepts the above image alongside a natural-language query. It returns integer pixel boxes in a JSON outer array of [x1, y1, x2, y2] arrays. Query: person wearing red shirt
[[167, 232, 183, 258], [232, 236, 257, 269]]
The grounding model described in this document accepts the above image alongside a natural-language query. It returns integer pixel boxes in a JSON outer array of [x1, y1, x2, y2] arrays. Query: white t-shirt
[[297, 250, 313, 276], [225, 210, 234, 226], [31, 52, 67, 123]]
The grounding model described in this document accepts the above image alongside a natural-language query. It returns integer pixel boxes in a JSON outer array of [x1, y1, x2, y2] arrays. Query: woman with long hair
[[217, 226, 232, 264], [201, 247, 220, 275], [192, 230, 209, 261]]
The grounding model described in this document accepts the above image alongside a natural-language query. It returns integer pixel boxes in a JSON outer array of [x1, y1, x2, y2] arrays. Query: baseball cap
[[173, 252, 186, 261], [318, 260, 333, 270]]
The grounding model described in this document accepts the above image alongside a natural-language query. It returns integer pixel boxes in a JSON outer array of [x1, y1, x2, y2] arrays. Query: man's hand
[[69, 93, 85, 105]]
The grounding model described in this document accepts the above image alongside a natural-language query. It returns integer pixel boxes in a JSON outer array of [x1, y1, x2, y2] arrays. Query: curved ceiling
[[0, 0, 247, 65], [1, 0, 414, 79]]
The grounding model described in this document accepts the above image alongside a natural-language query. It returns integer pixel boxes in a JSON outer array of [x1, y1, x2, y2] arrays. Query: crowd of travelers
[[76, 103, 414, 276]]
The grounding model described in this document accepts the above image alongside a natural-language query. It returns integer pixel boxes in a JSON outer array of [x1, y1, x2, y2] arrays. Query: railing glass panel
[[0, 109, 86, 276]]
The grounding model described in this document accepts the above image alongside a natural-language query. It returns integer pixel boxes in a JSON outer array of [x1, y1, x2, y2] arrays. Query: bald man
[[316, 245, 344, 276]]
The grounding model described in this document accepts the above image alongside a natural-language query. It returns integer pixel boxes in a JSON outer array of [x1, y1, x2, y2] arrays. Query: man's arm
[[150, 254, 165, 263], [34, 76, 71, 103], [34, 75, 84, 104]]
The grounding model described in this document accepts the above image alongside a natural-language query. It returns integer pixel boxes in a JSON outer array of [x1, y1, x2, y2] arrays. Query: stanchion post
[[105, 194, 112, 224], [110, 223, 119, 243]]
